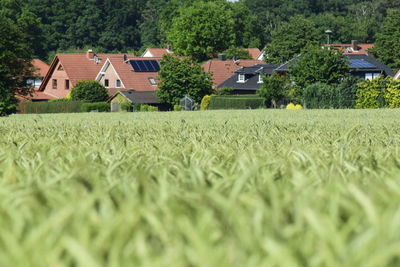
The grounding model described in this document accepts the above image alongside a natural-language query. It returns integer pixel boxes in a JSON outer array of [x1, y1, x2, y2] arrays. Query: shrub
[[81, 102, 110, 112], [49, 98, 69, 102], [140, 104, 158, 112], [356, 76, 390, 109], [384, 80, 400, 108], [200, 94, 215, 110], [173, 104, 183, 111], [70, 81, 109, 102], [217, 87, 234, 96], [286, 103, 303, 110], [24, 101, 83, 114], [302, 83, 335, 109], [258, 74, 289, 108], [208, 95, 265, 110]]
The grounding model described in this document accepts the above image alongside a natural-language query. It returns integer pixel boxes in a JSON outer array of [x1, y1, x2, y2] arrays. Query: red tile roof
[[328, 43, 374, 55], [246, 48, 262, 60], [17, 91, 55, 101], [39, 53, 131, 91], [202, 59, 265, 88], [31, 59, 50, 77], [143, 48, 173, 58], [105, 56, 162, 92]]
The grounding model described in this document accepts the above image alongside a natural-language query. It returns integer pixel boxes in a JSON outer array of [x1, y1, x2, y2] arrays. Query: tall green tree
[[0, 11, 33, 115], [370, 9, 400, 69], [167, 1, 235, 61], [156, 55, 213, 105], [264, 16, 320, 64], [289, 46, 350, 89], [258, 74, 289, 108]]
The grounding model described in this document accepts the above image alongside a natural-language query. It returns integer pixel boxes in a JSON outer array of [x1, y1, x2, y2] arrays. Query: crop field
[[1, 110, 400, 266]]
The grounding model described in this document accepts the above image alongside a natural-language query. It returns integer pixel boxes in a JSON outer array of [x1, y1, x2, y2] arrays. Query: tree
[[0, 6, 34, 116], [222, 47, 252, 60], [70, 81, 109, 102], [370, 9, 400, 69], [166, 1, 235, 61], [264, 16, 321, 64], [257, 74, 289, 108], [289, 46, 350, 89], [156, 55, 213, 105]]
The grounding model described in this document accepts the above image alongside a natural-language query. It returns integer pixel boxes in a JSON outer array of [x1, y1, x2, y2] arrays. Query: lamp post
[[325, 30, 333, 45]]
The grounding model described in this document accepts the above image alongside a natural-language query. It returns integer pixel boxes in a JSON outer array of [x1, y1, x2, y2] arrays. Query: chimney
[[351, 40, 358, 51], [86, 49, 95, 60], [218, 54, 226, 61]]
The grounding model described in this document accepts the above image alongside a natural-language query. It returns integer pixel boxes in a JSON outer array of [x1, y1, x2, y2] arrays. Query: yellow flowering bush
[[287, 103, 303, 110]]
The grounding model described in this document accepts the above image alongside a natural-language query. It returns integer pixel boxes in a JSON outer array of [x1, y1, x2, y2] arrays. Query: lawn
[[1, 110, 400, 266]]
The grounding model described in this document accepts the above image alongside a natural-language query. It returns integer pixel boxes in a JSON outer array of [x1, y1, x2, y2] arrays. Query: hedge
[[81, 102, 110, 112], [208, 95, 265, 110], [24, 101, 84, 114]]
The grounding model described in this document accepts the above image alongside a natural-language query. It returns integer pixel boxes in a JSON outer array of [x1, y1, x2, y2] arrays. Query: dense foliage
[[70, 81, 109, 103], [258, 74, 289, 108], [156, 55, 213, 105], [23, 101, 83, 113], [208, 95, 265, 110], [0, 1, 36, 115], [289, 46, 350, 89], [3, 110, 400, 265]]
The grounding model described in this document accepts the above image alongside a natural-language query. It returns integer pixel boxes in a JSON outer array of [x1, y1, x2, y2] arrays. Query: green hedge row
[[208, 95, 265, 110], [23, 101, 110, 114]]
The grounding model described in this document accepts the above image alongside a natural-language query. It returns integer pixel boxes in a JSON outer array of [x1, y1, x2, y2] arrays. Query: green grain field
[[1, 110, 400, 267]]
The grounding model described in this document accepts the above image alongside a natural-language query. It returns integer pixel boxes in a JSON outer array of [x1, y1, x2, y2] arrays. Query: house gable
[[96, 59, 126, 89]]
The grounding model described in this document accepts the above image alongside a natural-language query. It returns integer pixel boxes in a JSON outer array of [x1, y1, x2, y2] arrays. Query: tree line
[[1, 0, 399, 61]]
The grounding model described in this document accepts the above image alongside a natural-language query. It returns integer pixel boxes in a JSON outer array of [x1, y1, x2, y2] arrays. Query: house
[[95, 56, 162, 104], [38, 50, 128, 99], [17, 59, 52, 102], [202, 55, 265, 89], [275, 54, 394, 80], [246, 48, 263, 60], [142, 48, 173, 58], [110, 90, 162, 112], [327, 40, 373, 55], [217, 64, 279, 94]]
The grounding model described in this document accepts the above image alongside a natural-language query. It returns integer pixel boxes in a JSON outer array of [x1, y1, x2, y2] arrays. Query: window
[[52, 79, 57, 89], [258, 74, 264, 83], [34, 79, 42, 88], [149, 77, 157, 85], [104, 79, 109, 88], [238, 74, 245, 83], [365, 73, 381, 81], [65, 80, 70, 90], [116, 79, 121, 88]]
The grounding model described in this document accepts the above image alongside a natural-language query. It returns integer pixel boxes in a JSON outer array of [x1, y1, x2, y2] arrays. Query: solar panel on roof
[[129, 60, 160, 72], [350, 59, 376, 69]]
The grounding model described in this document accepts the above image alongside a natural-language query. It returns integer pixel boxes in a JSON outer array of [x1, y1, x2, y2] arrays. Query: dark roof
[[275, 54, 394, 76], [218, 64, 279, 90], [346, 54, 394, 76], [117, 90, 160, 104]]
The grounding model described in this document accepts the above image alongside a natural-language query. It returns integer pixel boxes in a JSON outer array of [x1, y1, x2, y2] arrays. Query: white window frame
[[116, 79, 122, 88], [365, 73, 381, 81], [149, 77, 157, 85], [237, 74, 245, 83], [258, 74, 264, 83]]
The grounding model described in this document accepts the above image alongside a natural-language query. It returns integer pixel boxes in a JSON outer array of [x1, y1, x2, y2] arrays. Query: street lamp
[[325, 30, 333, 45]]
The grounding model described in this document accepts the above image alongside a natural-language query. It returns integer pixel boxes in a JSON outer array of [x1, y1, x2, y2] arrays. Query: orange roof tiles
[[245, 48, 262, 60], [106, 56, 161, 92], [329, 43, 374, 55], [31, 59, 50, 77], [143, 48, 173, 58], [202, 59, 265, 88]]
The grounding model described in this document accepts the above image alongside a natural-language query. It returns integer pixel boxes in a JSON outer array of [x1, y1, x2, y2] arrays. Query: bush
[[81, 102, 110, 112], [70, 81, 109, 102], [200, 94, 215, 110], [302, 78, 359, 109], [173, 104, 183, 111], [258, 74, 289, 108], [217, 87, 234, 96], [140, 104, 158, 112], [356, 76, 390, 109], [24, 101, 83, 114], [208, 95, 265, 110], [385, 80, 400, 108], [49, 98, 69, 102]]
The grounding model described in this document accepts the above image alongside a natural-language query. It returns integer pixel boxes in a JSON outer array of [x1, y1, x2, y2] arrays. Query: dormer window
[[258, 74, 264, 83], [238, 74, 245, 83]]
